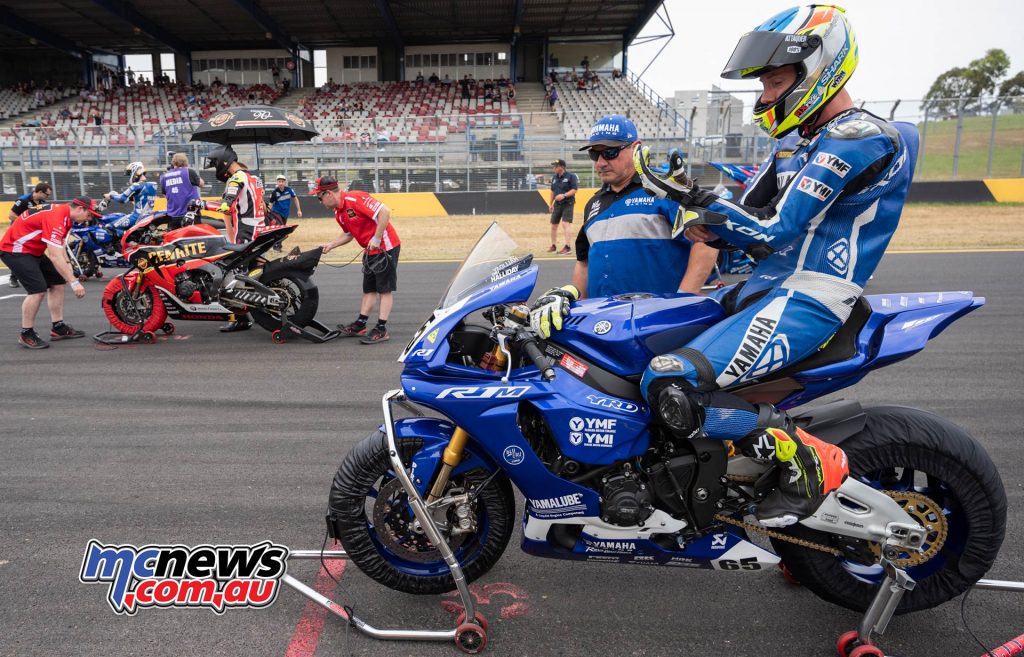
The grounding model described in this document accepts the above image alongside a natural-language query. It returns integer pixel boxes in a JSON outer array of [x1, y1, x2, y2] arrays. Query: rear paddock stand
[[93, 322, 176, 345], [270, 318, 340, 344], [835, 560, 1024, 657], [282, 549, 487, 654]]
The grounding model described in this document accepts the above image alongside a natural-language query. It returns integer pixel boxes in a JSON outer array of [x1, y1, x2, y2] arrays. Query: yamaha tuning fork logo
[[80, 540, 289, 615]]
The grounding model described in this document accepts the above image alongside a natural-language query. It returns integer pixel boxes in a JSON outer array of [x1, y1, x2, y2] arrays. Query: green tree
[[999, 71, 1024, 111], [922, 49, 1011, 117]]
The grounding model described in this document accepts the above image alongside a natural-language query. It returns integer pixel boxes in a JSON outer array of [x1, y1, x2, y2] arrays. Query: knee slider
[[648, 380, 703, 437]]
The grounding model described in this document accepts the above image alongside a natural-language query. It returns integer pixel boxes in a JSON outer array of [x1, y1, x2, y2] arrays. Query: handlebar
[[518, 332, 556, 382]]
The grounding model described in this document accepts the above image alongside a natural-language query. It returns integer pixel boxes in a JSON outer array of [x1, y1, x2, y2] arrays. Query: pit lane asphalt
[[1, 251, 1021, 657]]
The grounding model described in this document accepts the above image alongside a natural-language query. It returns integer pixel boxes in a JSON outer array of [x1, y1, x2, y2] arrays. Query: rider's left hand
[[529, 285, 580, 339]]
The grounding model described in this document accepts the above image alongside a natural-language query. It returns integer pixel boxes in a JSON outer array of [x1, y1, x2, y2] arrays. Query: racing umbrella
[[189, 105, 318, 145]]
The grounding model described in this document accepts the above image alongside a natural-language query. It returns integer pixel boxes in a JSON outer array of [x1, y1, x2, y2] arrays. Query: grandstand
[[0, 0, 680, 197]]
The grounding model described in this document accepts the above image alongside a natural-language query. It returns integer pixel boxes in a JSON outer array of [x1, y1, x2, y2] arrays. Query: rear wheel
[[102, 276, 167, 334], [773, 406, 1006, 613], [329, 430, 515, 595], [250, 275, 318, 331]]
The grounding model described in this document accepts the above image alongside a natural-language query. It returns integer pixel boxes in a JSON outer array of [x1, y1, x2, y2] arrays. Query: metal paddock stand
[[270, 317, 340, 344], [836, 559, 1024, 657], [279, 389, 486, 654]]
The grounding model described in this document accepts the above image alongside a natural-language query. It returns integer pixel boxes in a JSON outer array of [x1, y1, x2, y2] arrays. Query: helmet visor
[[721, 31, 818, 80]]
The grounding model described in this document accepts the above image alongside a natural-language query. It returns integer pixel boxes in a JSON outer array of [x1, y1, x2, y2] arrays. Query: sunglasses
[[588, 146, 625, 162]]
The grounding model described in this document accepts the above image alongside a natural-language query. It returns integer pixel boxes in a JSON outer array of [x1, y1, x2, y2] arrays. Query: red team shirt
[[0, 204, 73, 257], [332, 192, 400, 253]]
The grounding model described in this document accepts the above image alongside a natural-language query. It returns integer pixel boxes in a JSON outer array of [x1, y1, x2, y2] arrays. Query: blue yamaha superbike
[[328, 223, 1005, 652], [66, 206, 140, 279]]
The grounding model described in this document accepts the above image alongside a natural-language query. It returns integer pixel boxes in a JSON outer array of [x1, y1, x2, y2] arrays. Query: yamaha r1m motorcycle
[[99, 208, 336, 343], [327, 223, 1005, 652]]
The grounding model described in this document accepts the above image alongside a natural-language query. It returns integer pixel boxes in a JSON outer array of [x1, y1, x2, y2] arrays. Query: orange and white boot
[[752, 426, 849, 528]]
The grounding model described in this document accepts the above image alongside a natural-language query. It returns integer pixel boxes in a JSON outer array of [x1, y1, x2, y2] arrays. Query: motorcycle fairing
[[396, 418, 501, 497], [520, 519, 780, 570]]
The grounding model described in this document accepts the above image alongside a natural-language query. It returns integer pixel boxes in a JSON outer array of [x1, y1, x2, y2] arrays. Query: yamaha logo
[[593, 320, 612, 335]]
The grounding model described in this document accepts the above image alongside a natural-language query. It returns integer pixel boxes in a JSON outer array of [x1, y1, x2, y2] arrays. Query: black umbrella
[[189, 105, 318, 145]]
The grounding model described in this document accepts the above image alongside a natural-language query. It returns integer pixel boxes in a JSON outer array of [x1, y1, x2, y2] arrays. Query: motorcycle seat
[[222, 242, 250, 252]]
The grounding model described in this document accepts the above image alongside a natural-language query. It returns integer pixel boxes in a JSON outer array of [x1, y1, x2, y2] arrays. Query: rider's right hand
[[529, 285, 580, 339], [633, 145, 709, 206]]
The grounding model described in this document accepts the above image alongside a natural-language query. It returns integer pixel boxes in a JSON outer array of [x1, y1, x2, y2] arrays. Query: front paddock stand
[[93, 322, 175, 345], [271, 318, 340, 344], [282, 549, 487, 654]]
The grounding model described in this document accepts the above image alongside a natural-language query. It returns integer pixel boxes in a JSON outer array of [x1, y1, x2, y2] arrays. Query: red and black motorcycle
[[99, 211, 338, 343]]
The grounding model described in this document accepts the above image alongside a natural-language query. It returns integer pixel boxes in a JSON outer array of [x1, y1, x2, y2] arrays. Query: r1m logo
[[437, 385, 530, 399]]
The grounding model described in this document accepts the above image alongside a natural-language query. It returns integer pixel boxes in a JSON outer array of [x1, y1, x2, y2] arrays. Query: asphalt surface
[[1, 251, 1022, 657]]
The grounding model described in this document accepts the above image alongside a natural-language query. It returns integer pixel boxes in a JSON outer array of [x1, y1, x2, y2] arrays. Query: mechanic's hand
[[529, 284, 580, 339], [368, 236, 382, 251], [297, 210, 303, 218], [320, 242, 333, 254], [70, 281, 86, 298], [633, 145, 697, 202]]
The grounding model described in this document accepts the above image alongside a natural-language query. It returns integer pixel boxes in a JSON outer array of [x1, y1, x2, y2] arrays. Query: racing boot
[[220, 313, 252, 333], [742, 424, 849, 528]]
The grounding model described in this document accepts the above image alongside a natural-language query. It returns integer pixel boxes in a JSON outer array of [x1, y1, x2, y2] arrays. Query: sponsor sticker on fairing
[[80, 540, 288, 615], [528, 493, 587, 518], [567, 416, 617, 447], [796, 176, 834, 201], [559, 354, 589, 378]]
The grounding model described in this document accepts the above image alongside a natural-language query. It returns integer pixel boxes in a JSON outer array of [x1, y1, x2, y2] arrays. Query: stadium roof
[[0, 0, 664, 56]]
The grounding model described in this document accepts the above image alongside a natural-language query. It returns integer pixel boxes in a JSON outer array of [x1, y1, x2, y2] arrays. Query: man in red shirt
[[0, 197, 101, 348], [313, 176, 400, 344]]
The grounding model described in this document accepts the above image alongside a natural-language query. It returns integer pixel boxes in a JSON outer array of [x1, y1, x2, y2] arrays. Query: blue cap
[[581, 114, 638, 150]]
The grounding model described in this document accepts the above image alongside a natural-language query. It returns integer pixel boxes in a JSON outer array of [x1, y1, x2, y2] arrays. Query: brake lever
[[496, 332, 513, 384]]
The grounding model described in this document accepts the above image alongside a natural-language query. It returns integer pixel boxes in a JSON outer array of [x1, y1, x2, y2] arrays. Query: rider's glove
[[633, 145, 718, 207], [97, 199, 109, 213], [529, 284, 580, 339], [217, 201, 231, 214]]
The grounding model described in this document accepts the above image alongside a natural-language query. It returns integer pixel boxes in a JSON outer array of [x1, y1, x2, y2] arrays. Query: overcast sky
[[629, 0, 1024, 115]]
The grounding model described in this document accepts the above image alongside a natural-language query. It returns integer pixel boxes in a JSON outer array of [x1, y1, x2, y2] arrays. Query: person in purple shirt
[[158, 153, 205, 228]]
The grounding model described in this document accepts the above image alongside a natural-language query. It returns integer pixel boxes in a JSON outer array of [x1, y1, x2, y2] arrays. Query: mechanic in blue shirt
[[547, 159, 579, 255], [570, 115, 717, 299], [266, 175, 302, 221]]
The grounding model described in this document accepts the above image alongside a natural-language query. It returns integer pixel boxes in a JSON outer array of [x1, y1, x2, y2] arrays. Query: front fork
[[382, 390, 477, 623]]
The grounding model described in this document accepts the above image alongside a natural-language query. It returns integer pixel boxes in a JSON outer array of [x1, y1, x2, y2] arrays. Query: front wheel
[[329, 430, 515, 595], [249, 274, 318, 331], [102, 276, 167, 334], [773, 406, 1006, 613]]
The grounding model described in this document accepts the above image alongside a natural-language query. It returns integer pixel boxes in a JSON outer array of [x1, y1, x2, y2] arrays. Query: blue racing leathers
[[110, 181, 158, 224], [641, 109, 919, 441]]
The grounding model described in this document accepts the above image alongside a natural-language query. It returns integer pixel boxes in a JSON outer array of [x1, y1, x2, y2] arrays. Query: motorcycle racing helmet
[[720, 4, 858, 138], [203, 144, 239, 183], [125, 161, 146, 183]]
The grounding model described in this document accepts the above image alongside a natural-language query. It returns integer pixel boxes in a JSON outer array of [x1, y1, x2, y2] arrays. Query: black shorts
[[550, 202, 574, 224], [1, 251, 65, 294], [363, 245, 400, 294]]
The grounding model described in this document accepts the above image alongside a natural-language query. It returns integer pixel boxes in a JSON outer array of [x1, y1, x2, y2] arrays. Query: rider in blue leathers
[[533, 5, 919, 527], [104, 162, 157, 225]]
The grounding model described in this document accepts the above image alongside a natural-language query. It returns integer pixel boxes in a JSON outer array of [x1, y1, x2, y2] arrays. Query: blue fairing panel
[[392, 417, 500, 497]]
